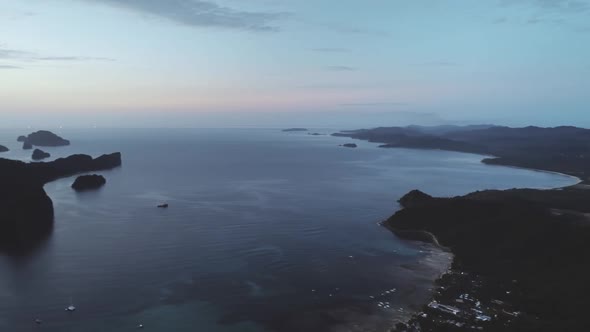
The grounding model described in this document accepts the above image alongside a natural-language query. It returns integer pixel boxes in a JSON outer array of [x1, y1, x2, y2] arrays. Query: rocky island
[[32, 149, 51, 161], [282, 128, 308, 132], [20, 130, 70, 147], [0, 145, 8, 153], [0, 152, 121, 253], [341, 143, 357, 148], [72, 174, 107, 191]]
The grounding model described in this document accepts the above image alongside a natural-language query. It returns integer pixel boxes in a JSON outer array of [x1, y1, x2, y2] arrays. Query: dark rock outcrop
[[0, 145, 8, 153], [0, 152, 121, 253], [23, 141, 33, 150], [71, 174, 106, 191], [341, 143, 357, 148], [17, 135, 27, 142], [32, 149, 50, 161], [23, 130, 70, 147]]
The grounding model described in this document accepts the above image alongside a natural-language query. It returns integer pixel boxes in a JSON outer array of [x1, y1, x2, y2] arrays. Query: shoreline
[[380, 220, 450, 252], [330, 128, 589, 330], [379, 220, 454, 330], [480, 157, 584, 187], [331, 126, 590, 187], [331, 132, 583, 190]]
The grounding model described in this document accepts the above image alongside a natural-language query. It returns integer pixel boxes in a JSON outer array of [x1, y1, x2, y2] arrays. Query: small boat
[[157, 203, 169, 208], [65, 298, 76, 312]]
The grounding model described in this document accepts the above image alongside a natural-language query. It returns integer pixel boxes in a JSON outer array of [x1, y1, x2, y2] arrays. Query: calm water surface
[[0, 128, 578, 331]]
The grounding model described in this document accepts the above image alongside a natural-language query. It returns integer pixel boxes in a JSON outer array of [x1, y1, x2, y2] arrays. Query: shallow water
[[0, 128, 578, 331]]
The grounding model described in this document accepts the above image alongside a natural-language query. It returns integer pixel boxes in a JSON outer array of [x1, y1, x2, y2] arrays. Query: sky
[[1, 0, 589, 128]]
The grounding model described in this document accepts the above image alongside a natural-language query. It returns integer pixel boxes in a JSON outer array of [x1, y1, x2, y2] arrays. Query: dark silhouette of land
[[72, 174, 107, 191], [282, 128, 308, 132], [0, 145, 8, 153], [20, 130, 70, 147], [388, 187, 590, 332], [32, 149, 50, 161], [334, 125, 590, 183], [334, 125, 590, 330], [0, 153, 121, 253]]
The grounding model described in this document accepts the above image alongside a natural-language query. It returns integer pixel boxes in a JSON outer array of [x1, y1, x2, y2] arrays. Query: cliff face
[[0, 182, 54, 253], [0, 153, 121, 253]]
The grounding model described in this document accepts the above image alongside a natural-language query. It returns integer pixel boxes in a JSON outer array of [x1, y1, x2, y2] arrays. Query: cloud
[[36, 56, 115, 61], [0, 10, 36, 21], [525, 15, 566, 24], [534, 0, 590, 13], [311, 48, 351, 53], [498, 0, 589, 30], [326, 24, 391, 37], [339, 102, 408, 107], [412, 61, 459, 67], [500, 0, 590, 13], [294, 18, 391, 38], [325, 65, 357, 71], [0, 45, 114, 69], [0, 64, 22, 69], [0, 46, 114, 63], [79, 0, 286, 31], [0, 48, 29, 59], [499, 0, 590, 24]]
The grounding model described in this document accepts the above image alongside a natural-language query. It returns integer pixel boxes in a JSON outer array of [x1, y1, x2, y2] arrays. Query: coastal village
[[394, 271, 523, 331]]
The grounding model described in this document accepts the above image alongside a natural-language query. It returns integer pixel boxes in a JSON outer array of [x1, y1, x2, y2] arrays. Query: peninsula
[[0, 152, 121, 253], [389, 187, 590, 332], [333, 125, 590, 183]]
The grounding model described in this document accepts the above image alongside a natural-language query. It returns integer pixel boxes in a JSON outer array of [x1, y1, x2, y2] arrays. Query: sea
[[0, 128, 578, 332]]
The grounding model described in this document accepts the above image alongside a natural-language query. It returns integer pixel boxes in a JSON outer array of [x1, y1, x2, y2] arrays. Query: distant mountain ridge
[[334, 125, 590, 183]]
